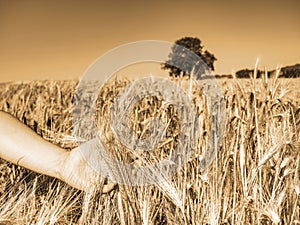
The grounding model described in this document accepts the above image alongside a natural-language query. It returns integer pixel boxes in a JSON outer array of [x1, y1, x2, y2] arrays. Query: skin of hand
[[60, 146, 116, 193], [0, 111, 116, 193]]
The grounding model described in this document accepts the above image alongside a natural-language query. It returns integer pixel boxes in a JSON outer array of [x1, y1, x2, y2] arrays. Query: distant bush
[[214, 74, 233, 79], [278, 64, 300, 78], [235, 64, 300, 78], [235, 69, 265, 78]]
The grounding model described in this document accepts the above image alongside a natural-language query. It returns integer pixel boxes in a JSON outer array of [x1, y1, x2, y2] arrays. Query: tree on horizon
[[162, 37, 217, 79]]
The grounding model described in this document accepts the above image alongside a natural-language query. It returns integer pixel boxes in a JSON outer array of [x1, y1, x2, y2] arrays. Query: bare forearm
[[0, 111, 67, 179], [0, 111, 116, 193]]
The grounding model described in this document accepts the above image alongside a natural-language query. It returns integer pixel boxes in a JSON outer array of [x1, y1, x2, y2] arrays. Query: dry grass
[[0, 71, 299, 224]]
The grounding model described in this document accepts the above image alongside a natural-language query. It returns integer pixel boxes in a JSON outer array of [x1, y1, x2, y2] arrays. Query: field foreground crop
[[0, 75, 299, 224]]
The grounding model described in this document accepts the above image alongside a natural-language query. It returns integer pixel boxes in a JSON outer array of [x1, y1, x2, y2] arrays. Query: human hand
[[59, 146, 116, 193]]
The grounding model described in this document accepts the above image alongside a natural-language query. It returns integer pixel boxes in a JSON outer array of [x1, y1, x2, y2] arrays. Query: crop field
[[0, 74, 299, 224]]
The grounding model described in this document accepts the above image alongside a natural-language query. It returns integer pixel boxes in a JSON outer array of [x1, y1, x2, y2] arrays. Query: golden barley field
[[0, 74, 299, 224]]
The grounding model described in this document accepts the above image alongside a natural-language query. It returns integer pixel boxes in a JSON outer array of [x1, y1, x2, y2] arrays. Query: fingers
[[102, 181, 117, 194], [60, 149, 117, 194], [79, 166, 117, 194], [74, 172, 117, 194]]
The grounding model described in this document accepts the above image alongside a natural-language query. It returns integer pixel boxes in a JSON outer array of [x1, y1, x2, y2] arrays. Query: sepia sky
[[0, 0, 299, 81]]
